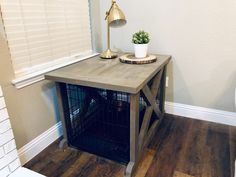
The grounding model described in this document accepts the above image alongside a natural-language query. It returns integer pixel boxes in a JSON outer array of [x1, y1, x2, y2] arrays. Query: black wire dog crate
[[61, 84, 157, 164]]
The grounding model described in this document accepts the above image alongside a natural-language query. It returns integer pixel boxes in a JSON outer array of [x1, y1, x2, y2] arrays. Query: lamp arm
[[105, 0, 116, 50], [107, 19, 110, 50]]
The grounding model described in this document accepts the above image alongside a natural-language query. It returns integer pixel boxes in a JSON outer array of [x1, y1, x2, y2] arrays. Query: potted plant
[[132, 30, 150, 58]]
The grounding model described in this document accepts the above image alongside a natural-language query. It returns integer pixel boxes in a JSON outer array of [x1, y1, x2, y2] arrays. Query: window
[[0, 0, 95, 88]]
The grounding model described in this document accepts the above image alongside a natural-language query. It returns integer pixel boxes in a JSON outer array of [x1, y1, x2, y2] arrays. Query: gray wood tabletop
[[45, 54, 171, 94]]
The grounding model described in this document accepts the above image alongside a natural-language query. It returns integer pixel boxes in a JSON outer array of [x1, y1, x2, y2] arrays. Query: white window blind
[[0, 0, 92, 78]]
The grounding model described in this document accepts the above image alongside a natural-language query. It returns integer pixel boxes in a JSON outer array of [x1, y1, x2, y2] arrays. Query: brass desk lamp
[[100, 0, 126, 59]]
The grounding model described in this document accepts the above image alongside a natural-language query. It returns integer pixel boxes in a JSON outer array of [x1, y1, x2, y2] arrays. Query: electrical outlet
[[166, 76, 169, 87]]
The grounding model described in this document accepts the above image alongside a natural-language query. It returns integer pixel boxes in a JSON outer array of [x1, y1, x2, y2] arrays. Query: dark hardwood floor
[[24, 114, 236, 177]]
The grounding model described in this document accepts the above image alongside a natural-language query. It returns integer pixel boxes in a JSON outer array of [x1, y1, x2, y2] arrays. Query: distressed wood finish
[[126, 67, 167, 176], [25, 114, 236, 177], [45, 54, 171, 177], [138, 68, 164, 152], [55, 83, 69, 148], [159, 65, 167, 113], [45, 54, 171, 94], [138, 107, 153, 150], [126, 93, 140, 177]]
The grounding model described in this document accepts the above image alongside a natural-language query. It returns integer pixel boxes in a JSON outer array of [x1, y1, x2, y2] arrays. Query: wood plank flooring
[[24, 114, 236, 177]]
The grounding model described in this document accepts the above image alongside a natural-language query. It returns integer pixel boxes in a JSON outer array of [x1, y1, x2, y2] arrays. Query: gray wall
[[91, 0, 236, 112], [0, 0, 235, 150]]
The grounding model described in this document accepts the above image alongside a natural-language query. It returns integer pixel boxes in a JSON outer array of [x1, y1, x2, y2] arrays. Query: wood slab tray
[[119, 54, 157, 65]]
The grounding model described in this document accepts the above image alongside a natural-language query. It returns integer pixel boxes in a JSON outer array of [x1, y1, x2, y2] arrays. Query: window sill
[[12, 52, 99, 89]]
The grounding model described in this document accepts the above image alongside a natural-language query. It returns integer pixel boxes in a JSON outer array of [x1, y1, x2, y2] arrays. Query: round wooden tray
[[119, 54, 157, 65]]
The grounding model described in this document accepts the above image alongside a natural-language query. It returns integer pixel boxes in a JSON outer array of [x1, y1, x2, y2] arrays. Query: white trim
[[0, 86, 3, 97], [234, 160, 236, 177], [165, 101, 236, 126], [12, 52, 99, 89], [9, 167, 46, 177], [18, 122, 62, 165], [12, 75, 45, 90], [17, 102, 236, 165]]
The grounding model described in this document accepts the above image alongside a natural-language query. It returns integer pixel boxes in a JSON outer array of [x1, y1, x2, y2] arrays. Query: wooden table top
[[45, 54, 171, 94]]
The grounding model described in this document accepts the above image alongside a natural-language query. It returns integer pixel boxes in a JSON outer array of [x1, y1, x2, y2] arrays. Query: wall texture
[[95, 0, 236, 112], [0, 32, 59, 148], [0, 0, 235, 151]]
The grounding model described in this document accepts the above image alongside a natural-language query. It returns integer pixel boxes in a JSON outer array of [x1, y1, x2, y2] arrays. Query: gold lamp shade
[[108, 3, 126, 27], [100, 0, 126, 59]]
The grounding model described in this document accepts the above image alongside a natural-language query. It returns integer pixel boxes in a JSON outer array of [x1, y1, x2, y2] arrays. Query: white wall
[[94, 0, 236, 112], [0, 86, 21, 177]]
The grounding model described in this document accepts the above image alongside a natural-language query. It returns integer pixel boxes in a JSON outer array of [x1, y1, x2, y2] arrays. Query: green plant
[[132, 30, 150, 44]]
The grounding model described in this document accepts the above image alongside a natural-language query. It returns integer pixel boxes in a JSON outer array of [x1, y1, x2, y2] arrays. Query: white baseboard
[[18, 122, 62, 165], [17, 102, 236, 165], [165, 102, 236, 126], [235, 160, 236, 177]]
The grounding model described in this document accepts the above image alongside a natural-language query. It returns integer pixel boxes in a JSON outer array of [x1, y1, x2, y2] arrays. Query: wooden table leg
[[56, 82, 70, 149], [125, 92, 140, 177], [159, 65, 167, 113], [125, 66, 168, 176]]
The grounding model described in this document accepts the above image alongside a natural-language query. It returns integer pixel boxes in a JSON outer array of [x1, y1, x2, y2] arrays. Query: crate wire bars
[[59, 76, 161, 164]]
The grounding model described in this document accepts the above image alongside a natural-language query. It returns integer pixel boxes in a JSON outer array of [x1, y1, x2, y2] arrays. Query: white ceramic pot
[[134, 44, 148, 58]]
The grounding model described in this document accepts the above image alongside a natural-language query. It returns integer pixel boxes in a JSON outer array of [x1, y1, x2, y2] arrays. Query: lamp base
[[100, 49, 118, 59]]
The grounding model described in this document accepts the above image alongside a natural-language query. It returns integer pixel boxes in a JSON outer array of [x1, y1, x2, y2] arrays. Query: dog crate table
[[45, 54, 171, 177]]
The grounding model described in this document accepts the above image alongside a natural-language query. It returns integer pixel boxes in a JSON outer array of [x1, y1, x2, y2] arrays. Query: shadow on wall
[[89, 0, 102, 53], [186, 59, 236, 112], [42, 82, 62, 134], [167, 57, 194, 105], [210, 61, 236, 112], [171, 58, 236, 112], [163, 55, 236, 113]]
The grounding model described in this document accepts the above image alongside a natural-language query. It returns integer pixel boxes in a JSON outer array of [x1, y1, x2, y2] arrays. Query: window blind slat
[[0, 0, 92, 77]]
